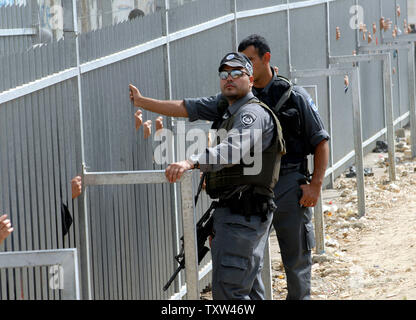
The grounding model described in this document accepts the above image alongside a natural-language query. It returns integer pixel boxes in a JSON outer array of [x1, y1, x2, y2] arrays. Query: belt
[[279, 162, 303, 176], [217, 191, 276, 222]]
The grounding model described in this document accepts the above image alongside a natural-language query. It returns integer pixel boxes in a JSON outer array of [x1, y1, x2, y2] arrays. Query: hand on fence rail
[[165, 160, 195, 183], [0, 214, 13, 245]]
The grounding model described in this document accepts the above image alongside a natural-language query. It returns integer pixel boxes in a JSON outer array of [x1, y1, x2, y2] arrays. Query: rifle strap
[[194, 172, 207, 206]]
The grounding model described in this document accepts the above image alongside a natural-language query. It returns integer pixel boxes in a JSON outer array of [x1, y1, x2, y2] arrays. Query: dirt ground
[[271, 128, 416, 300], [201, 128, 416, 300]]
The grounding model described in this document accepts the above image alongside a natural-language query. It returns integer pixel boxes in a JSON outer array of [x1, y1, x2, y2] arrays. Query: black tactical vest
[[205, 98, 285, 199]]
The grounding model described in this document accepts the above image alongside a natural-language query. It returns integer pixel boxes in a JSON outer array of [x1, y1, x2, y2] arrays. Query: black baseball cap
[[218, 52, 253, 75]]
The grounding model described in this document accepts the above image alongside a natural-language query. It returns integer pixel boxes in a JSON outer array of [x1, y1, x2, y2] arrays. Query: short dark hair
[[128, 9, 145, 20], [238, 34, 271, 57]]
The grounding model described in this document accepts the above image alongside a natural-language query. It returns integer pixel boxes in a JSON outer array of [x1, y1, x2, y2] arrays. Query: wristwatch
[[189, 154, 200, 169]]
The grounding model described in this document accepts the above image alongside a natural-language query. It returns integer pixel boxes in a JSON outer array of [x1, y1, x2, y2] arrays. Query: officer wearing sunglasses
[[129, 52, 285, 300]]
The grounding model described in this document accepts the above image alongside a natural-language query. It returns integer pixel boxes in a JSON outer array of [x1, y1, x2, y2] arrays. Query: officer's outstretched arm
[[129, 84, 188, 118]]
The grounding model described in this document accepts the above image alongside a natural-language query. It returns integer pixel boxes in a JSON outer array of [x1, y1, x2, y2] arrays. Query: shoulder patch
[[240, 111, 257, 127], [308, 97, 319, 113]]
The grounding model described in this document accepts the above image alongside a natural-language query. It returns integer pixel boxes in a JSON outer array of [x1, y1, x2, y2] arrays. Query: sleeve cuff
[[310, 129, 330, 150], [183, 98, 200, 122]]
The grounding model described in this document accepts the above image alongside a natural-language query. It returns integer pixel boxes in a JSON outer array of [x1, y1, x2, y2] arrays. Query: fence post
[[231, 0, 238, 51], [350, 68, 366, 217], [383, 52, 397, 181], [325, 0, 334, 189], [408, 43, 416, 158], [162, 0, 183, 294], [71, 0, 93, 300], [314, 195, 325, 254], [262, 238, 273, 300], [180, 173, 200, 300]]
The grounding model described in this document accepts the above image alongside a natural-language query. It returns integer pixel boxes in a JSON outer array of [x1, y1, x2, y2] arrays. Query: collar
[[252, 67, 276, 96], [226, 92, 256, 117]]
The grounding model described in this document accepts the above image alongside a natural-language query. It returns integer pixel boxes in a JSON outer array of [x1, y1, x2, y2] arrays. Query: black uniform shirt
[[254, 68, 329, 164]]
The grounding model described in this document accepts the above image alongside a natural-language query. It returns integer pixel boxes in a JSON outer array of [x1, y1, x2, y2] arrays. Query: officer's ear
[[262, 52, 271, 64], [248, 75, 254, 88]]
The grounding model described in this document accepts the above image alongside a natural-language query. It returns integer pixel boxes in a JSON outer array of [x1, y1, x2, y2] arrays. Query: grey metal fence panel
[[380, 0, 401, 121], [397, 0, 410, 126], [0, 39, 74, 92], [290, 3, 330, 136], [0, 78, 81, 300], [168, 0, 231, 33], [236, 0, 286, 11], [79, 41, 179, 299], [356, 0, 385, 141], [169, 23, 234, 99], [398, 47, 410, 121], [0, 3, 35, 56], [290, 4, 328, 69], [328, 0, 355, 165], [329, 0, 356, 57], [78, 11, 164, 64], [237, 10, 289, 76]]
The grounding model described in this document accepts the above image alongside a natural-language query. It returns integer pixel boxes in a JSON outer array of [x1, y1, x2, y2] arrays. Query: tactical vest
[[205, 98, 286, 199]]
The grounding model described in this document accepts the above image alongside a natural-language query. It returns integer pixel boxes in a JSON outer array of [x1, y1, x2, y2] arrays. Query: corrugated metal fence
[[0, 2, 35, 56], [0, 0, 414, 300]]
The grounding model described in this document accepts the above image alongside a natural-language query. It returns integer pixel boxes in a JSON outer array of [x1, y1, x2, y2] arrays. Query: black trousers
[[272, 171, 315, 300]]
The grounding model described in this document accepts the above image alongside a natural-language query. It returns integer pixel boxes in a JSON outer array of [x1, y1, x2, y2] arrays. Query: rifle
[[163, 173, 216, 291], [163, 200, 217, 291]]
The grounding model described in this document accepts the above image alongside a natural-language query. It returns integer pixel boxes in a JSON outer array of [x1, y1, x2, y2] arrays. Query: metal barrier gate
[[82, 169, 201, 300]]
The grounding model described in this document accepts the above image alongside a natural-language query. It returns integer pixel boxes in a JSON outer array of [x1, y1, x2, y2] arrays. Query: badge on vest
[[240, 112, 257, 127]]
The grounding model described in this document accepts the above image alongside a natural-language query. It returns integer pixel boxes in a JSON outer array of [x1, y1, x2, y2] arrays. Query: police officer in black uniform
[[183, 34, 330, 300], [129, 52, 285, 299]]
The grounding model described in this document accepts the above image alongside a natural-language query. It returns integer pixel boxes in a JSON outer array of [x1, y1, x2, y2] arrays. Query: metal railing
[[291, 67, 363, 252]]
